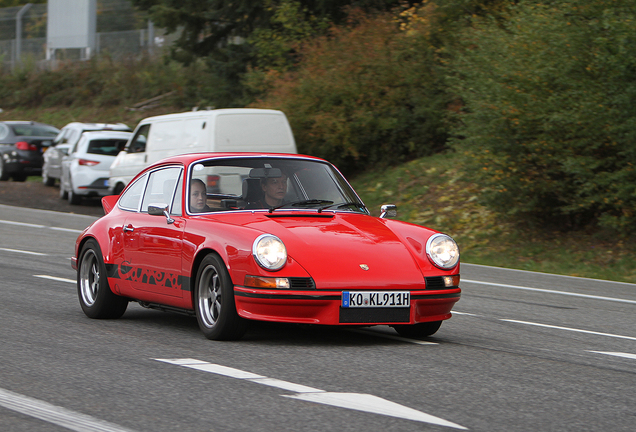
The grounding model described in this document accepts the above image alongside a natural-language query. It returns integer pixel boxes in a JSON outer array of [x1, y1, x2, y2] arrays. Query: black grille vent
[[289, 277, 316, 289], [425, 276, 447, 290]]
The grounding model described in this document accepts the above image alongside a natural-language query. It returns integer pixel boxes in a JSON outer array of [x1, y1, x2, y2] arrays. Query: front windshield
[[187, 157, 367, 214]]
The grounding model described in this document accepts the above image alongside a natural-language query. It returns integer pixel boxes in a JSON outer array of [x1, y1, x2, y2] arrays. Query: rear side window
[[87, 139, 127, 156], [10, 124, 59, 137], [0, 124, 9, 140], [119, 174, 148, 211]]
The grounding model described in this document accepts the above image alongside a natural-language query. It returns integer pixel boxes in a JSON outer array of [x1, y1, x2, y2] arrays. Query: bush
[[250, 8, 451, 173], [448, 0, 636, 231]]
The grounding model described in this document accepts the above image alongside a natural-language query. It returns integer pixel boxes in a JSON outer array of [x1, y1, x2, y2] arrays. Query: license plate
[[342, 291, 410, 308]]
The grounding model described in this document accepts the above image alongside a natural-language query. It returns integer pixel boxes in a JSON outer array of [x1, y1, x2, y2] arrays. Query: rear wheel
[[77, 239, 128, 319], [59, 180, 68, 199], [194, 254, 248, 341], [42, 168, 55, 186], [391, 321, 442, 339], [12, 173, 27, 182], [0, 159, 8, 181], [68, 184, 82, 205]]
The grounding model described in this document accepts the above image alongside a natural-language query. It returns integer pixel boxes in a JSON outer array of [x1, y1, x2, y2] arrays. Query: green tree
[[449, 0, 636, 231], [129, 0, 415, 106], [252, 7, 451, 172]]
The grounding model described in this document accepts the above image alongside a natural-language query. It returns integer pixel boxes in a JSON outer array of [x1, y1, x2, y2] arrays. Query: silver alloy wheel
[[79, 249, 100, 307], [197, 265, 222, 328]]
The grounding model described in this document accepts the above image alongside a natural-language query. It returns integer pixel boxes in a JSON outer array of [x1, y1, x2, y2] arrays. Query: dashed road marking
[[0, 247, 46, 256], [588, 351, 636, 360], [34, 275, 75, 284], [0, 387, 136, 432], [462, 279, 636, 305], [155, 358, 467, 429]]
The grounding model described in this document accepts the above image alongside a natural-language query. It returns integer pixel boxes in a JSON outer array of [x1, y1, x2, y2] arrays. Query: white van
[[108, 108, 297, 194]]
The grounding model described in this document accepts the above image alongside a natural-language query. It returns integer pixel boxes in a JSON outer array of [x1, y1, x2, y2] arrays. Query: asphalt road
[[1, 203, 634, 431]]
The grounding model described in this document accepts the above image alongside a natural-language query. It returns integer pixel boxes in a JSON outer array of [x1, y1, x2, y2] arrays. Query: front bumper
[[233, 286, 461, 325]]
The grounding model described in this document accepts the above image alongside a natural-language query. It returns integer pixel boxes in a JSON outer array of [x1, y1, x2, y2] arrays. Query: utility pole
[[15, 3, 33, 69]]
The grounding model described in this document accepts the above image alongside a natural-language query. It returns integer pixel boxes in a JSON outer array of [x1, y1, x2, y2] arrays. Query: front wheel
[[77, 239, 128, 319], [391, 321, 442, 339], [194, 254, 248, 341]]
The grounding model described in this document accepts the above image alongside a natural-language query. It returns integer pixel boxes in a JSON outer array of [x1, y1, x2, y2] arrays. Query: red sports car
[[72, 153, 460, 340]]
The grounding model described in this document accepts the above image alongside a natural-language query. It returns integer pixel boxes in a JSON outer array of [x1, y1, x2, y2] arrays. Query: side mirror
[[379, 204, 397, 219], [148, 204, 174, 224]]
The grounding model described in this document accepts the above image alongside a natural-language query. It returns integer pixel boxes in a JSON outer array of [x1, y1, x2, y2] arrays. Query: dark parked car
[[0, 121, 60, 181]]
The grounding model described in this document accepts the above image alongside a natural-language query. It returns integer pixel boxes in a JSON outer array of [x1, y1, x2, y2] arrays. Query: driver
[[261, 173, 288, 207]]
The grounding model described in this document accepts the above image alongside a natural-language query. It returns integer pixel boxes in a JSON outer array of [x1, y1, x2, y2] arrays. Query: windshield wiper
[[317, 202, 367, 213], [268, 199, 334, 213]]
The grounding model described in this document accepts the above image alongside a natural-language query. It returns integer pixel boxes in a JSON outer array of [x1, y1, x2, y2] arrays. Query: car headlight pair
[[252, 234, 287, 271], [426, 234, 460, 269]]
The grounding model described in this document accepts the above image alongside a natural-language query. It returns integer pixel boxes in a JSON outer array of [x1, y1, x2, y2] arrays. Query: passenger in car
[[190, 178, 211, 212]]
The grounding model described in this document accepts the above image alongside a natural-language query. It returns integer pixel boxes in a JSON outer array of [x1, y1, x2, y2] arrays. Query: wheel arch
[[189, 247, 227, 307]]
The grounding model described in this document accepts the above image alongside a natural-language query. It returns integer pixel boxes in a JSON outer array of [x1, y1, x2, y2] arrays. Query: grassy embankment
[[3, 106, 636, 284]]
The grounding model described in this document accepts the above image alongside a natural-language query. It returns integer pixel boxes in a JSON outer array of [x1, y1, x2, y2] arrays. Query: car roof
[[61, 121, 130, 129], [79, 131, 133, 139], [1, 120, 57, 127], [153, 152, 325, 167]]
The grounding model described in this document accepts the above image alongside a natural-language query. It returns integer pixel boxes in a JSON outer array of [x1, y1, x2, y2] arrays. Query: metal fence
[[0, 1, 175, 71]]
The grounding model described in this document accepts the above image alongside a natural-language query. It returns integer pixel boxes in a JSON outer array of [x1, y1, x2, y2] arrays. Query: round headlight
[[252, 234, 287, 271], [426, 234, 460, 269]]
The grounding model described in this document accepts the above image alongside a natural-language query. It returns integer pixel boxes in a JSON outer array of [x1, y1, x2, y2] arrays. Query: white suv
[[43, 122, 131, 186]]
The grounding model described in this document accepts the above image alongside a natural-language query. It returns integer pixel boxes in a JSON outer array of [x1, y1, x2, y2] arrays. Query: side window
[[67, 129, 79, 146], [140, 167, 182, 213], [128, 124, 150, 153], [118, 174, 148, 211], [0, 124, 9, 140]]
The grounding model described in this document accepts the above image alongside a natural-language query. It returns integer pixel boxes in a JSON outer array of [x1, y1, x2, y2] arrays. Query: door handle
[[123, 224, 134, 233]]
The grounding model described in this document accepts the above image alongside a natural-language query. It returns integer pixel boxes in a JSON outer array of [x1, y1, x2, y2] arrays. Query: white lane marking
[[284, 392, 466, 428], [155, 358, 466, 430], [453, 312, 636, 342], [0, 387, 136, 432], [501, 319, 636, 341], [35, 275, 75, 284], [588, 351, 636, 360], [50, 226, 84, 234], [463, 262, 636, 286], [0, 219, 45, 228], [462, 279, 636, 305], [0, 219, 83, 234], [0, 247, 46, 256], [348, 328, 438, 345], [451, 311, 480, 317]]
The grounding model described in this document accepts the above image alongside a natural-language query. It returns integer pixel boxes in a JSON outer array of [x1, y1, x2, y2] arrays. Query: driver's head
[[261, 174, 288, 206]]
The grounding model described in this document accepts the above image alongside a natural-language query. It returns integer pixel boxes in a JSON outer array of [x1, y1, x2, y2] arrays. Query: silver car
[[44, 122, 131, 186], [60, 131, 132, 205]]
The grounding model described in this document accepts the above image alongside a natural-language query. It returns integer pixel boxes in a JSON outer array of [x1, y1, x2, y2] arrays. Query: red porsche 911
[[72, 153, 461, 340]]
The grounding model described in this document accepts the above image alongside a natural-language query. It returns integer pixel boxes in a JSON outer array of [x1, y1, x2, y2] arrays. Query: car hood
[[219, 211, 440, 290]]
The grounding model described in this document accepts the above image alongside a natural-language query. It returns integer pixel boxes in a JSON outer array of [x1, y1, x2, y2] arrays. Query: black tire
[[12, 173, 27, 182], [194, 254, 248, 341], [391, 321, 442, 339], [42, 169, 55, 186], [59, 181, 68, 199], [113, 183, 125, 195], [0, 159, 8, 181], [77, 239, 128, 319], [68, 177, 82, 204]]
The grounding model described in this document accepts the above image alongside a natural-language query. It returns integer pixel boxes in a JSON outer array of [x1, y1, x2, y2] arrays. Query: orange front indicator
[[244, 275, 291, 289]]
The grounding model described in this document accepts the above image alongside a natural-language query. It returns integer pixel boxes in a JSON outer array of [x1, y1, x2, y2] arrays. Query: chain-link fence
[[0, 1, 175, 71]]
